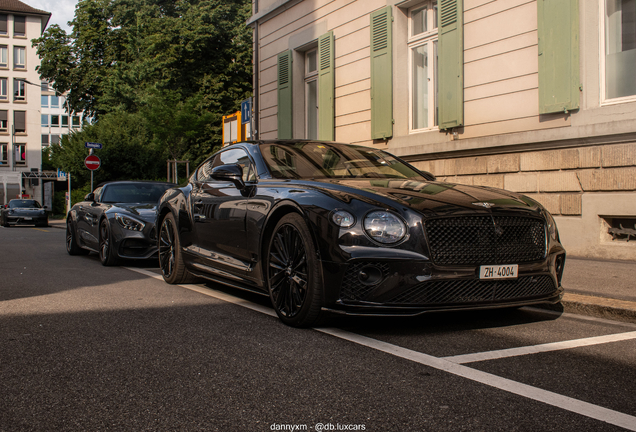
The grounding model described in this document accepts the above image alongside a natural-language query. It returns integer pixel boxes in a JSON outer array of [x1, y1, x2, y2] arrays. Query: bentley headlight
[[115, 213, 145, 231], [331, 210, 355, 228], [545, 211, 558, 240], [363, 211, 406, 244]]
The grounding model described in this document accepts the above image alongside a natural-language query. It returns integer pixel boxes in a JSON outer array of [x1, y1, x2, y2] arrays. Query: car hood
[[307, 178, 543, 218], [112, 203, 158, 221]]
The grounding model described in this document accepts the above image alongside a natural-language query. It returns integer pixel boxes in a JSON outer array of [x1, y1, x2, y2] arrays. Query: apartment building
[[0, 0, 50, 204], [248, 0, 636, 261], [40, 81, 83, 147]]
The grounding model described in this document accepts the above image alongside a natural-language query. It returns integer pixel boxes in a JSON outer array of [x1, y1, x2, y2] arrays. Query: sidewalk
[[47, 218, 636, 323]]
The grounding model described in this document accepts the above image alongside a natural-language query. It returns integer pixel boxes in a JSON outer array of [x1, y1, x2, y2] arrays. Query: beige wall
[[252, 0, 636, 260]]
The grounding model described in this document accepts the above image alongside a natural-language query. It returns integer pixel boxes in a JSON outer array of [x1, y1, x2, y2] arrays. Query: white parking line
[[443, 331, 636, 364], [125, 267, 636, 431]]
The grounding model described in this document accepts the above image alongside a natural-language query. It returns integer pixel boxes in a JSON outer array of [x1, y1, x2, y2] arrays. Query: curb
[[541, 293, 636, 324]]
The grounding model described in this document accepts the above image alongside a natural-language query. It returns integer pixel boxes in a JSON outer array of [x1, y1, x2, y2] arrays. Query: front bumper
[[111, 223, 158, 260], [320, 252, 565, 316], [5, 215, 48, 226]]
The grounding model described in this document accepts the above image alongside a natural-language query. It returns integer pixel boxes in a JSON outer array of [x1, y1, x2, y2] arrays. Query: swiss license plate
[[480, 264, 518, 280], [23, 217, 32, 220]]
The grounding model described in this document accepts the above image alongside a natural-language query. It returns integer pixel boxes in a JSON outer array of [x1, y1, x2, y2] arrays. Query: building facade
[[248, 0, 636, 261], [40, 81, 83, 148], [0, 0, 50, 204]]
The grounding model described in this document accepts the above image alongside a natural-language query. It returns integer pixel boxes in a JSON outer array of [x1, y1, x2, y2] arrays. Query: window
[[0, 110, 6, 132], [41, 95, 48, 107], [0, 143, 6, 165], [51, 115, 59, 127], [604, 0, 636, 100], [62, 115, 69, 127], [42, 134, 49, 146], [50, 95, 59, 107], [41, 81, 49, 91], [13, 79, 25, 101], [0, 14, 6, 35], [14, 144, 25, 165], [51, 134, 60, 144], [0, 77, 7, 100], [41, 114, 48, 127], [209, 148, 256, 182], [13, 16, 25, 37], [409, 2, 438, 131], [14, 111, 25, 133], [305, 49, 318, 139], [0, 46, 7, 68], [72, 115, 80, 127], [13, 46, 25, 69]]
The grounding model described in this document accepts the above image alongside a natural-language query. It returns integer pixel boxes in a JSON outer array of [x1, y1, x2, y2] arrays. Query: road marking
[[442, 331, 636, 364], [125, 266, 636, 431], [32, 228, 49, 232]]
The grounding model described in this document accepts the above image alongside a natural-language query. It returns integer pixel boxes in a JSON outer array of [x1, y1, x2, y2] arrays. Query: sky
[[26, 0, 78, 34]]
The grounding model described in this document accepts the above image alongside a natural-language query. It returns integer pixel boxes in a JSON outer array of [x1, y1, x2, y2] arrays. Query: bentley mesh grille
[[387, 275, 556, 305], [425, 216, 546, 266]]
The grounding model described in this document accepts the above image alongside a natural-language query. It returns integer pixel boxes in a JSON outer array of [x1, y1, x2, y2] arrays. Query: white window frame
[[14, 144, 26, 165], [0, 77, 7, 101], [0, 46, 7, 68], [600, 0, 636, 105], [408, 1, 438, 133], [304, 48, 319, 140], [13, 46, 25, 69], [0, 143, 7, 165], [13, 78, 25, 101]]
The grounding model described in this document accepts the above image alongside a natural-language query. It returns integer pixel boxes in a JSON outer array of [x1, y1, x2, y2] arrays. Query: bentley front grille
[[425, 216, 546, 266]]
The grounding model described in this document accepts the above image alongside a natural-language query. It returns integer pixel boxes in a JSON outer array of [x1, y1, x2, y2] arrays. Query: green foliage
[[33, 0, 253, 189]]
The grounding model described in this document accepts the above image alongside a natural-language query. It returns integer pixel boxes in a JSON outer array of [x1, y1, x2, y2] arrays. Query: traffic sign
[[241, 98, 251, 124], [85, 142, 103, 149], [85, 155, 101, 171]]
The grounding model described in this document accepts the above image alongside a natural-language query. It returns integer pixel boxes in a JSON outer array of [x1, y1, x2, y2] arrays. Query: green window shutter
[[370, 6, 393, 140], [538, 0, 579, 114], [277, 50, 293, 139], [318, 31, 335, 141], [437, 0, 464, 130]]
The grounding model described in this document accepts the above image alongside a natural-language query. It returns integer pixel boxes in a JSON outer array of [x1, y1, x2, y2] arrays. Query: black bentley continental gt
[[66, 181, 174, 265], [157, 141, 566, 327]]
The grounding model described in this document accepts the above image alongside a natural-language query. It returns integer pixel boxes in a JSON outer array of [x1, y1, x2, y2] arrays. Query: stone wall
[[411, 142, 636, 217]]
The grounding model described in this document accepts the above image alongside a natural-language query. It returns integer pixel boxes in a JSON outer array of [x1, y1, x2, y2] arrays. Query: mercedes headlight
[[363, 211, 406, 244], [115, 213, 145, 231]]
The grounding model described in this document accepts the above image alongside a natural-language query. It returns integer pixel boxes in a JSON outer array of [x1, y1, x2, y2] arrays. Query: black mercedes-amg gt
[[157, 141, 566, 327], [66, 181, 174, 265]]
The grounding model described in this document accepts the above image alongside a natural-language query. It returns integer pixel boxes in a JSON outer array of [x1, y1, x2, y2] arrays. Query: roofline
[[0, 8, 52, 33]]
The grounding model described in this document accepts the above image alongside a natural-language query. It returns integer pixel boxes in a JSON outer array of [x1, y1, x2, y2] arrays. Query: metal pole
[[89, 148, 94, 191], [67, 172, 71, 215]]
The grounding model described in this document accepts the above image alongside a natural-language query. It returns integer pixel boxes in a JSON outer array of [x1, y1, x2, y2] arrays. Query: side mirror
[[211, 164, 245, 190], [85, 193, 95, 202], [43, 205, 48, 210]]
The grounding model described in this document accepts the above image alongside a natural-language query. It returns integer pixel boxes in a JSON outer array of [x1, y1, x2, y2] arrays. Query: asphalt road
[[1, 225, 636, 432]]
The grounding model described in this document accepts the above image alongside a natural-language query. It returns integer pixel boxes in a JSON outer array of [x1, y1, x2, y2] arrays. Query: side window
[[213, 148, 256, 182]]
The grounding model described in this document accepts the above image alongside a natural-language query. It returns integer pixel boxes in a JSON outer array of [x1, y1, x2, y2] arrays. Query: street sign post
[[85, 142, 103, 149], [85, 154, 100, 191]]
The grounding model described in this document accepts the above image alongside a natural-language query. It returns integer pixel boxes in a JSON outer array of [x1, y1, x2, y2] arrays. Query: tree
[[33, 0, 253, 179]]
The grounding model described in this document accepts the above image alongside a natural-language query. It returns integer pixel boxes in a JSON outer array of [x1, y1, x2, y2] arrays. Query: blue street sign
[[85, 142, 103, 149], [241, 98, 252, 125]]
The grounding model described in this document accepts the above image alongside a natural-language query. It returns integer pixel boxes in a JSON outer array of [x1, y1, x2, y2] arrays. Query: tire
[[266, 213, 323, 327], [66, 219, 89, 256], [158, 212, 196, 284], [99, 219, 119, 266]]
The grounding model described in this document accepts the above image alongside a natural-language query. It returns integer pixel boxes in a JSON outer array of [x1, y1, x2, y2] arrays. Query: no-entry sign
[[85, 154, 101, 171]]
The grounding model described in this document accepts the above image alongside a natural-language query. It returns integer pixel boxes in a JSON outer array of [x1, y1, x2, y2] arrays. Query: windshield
[[100, 183, 173, 204], [9, 200, 41, 209], [261, 142, 425, 180]]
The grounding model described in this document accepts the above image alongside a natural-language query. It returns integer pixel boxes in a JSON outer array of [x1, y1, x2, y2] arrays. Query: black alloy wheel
[[66, 219, 88, 255], [99, 219, 119, 266], [159, 212, 195, 284], [267, 213, 323, 327]]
